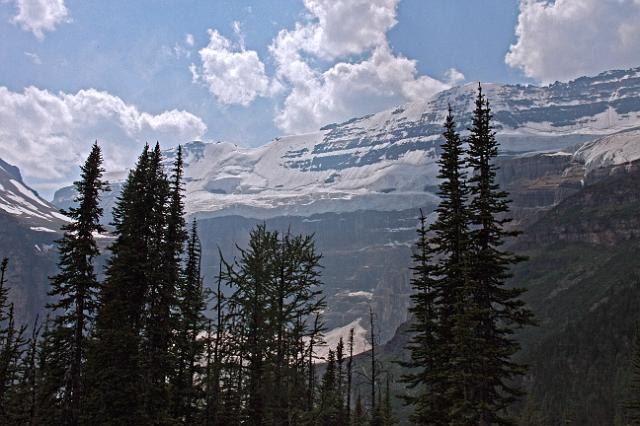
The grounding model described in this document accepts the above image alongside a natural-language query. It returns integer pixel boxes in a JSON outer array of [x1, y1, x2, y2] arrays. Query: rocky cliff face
[[0, 158, 67, 323]]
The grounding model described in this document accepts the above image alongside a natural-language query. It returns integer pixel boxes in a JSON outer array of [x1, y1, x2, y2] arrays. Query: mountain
[[1, 157, 68, 230], [0, 158, 67, 323], [53, 67, 640, 220], [48, 67, 640, 345], [373, 161, 640, 425]]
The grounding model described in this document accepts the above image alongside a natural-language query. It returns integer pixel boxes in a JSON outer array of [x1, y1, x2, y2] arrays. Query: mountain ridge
[[52, 66, 640, 220]]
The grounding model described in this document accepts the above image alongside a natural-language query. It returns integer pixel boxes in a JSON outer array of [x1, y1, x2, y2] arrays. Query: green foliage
[[44, 141, 109, 424], [171, 219, 208, 422], [0, 258, 29, 422], [403, 87, 534, 425], [220, 224, 326, 425]]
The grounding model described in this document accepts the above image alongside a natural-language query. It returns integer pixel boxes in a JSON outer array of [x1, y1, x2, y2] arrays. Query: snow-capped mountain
[[574, 127, 640, 174], [53, 67, 640, 219], [0, 158, 67, 231], [0, 158, 67, 324], [45, 67, 640, 344]]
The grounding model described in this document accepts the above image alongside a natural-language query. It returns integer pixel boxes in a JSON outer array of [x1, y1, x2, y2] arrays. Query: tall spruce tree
[[459, 84, 535, 425], [46, 142, 108, 425], [86, 144, 155, 424], [402, 106, 470, 425], [141, 143, 184, 423], [400, 210, 442, 425], [172, 219, 207, 423]]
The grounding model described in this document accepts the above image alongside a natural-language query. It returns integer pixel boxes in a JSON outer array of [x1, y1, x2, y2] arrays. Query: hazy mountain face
[[41, 67, 640, 342]]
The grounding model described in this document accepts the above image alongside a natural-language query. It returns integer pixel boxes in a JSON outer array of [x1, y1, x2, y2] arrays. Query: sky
[[1, 0, 640, 197]]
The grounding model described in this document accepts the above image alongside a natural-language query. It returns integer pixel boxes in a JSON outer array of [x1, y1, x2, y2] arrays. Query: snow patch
[[30, 226, 57, 233], [315, 318, 371, 362], [574, 129, 640, 172], [346, 291, 374, 300]]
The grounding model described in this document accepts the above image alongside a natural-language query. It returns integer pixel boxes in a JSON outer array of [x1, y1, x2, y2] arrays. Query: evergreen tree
[[346, 328, 355, 423], [141, 143, 182, 423], [0, 259, 28, 422], [172, 219, 207, 423], [369, 305, 378, 416], [402, 106, 470, 425], [85, 145, 155, 424], [457, 83, 535, 425], [336, 337, 345, 418], [220, 225, 325, 425], [400, 210, 443, 425], [35, 316, 66, 425], [317, 349, 341, 426], [46, 142, 109, 425], [4, 316, 41, 425]]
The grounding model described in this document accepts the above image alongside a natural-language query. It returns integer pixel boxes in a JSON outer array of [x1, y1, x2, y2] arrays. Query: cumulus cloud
[[506, 0, 640, 83], [269, 0, 449, 133], [190, 0, 452, 132], [7, 0, 70, 39], [191, 29, 271, 106], [0, 86, 207, 191], [296, 0, 399, 60], [445, 68, 465, 86], [274, 44, 448, 132]]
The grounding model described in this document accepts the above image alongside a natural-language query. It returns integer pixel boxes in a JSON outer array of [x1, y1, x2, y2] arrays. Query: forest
[[1, 85, 639, 426]]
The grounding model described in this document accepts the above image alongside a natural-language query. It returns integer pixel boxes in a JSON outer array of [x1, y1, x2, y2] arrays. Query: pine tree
[[346, 327, 355, 423], [336, 336, 345, 418], [85, 144, 155, 424], [0, 259, 28, 422], [172, 219, 207, 423], [4, 316, 41, 425], [402, 106, 471, 425], [400, 210, 443, 425], [140, 143, 185, 423], [458, 83, 535, 425], [369, 305, 378, 416], [46, 142, 109, 425], [220, 225, 325, 425], [317, 349, 341, 426], [35, 316, 65, 424]]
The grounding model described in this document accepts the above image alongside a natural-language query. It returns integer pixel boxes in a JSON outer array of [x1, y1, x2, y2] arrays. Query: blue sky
[[1, 0, 639, 195], [0, 0, 523, 145]]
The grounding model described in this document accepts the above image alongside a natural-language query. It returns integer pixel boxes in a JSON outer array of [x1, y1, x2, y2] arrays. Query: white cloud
[[269, 0, 449, 134], [185, 33, 194, 47], [274, 44, 448, 133], [506, 0, 640, 83], [8, 0, 70, 39], [445, 68, 465, 86], [191, 29, 271, 106], [298, 0, 399, 60], [189, 0, 452, 132], [0, 86, 207, 191]]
